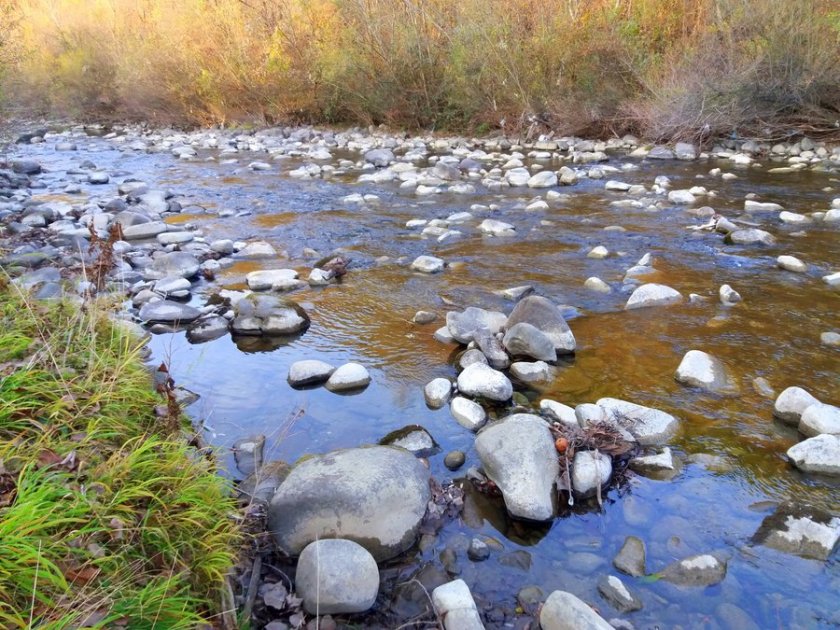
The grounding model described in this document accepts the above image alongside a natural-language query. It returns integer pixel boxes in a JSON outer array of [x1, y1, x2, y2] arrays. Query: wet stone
[[660, 554, 727, 586], [540, 590, 612, 630], [613, 536, 646, 577], [444, 450, 466, 471], [380, 425, 438, 457], [325, 362, 371, 392], [424, 377, 453, 408], [288, 360, 336, 387], [774, 386, 820, 425], [467, 538, 490, 561], [597, 575, 642, 613], [753, 503, 840, 561]]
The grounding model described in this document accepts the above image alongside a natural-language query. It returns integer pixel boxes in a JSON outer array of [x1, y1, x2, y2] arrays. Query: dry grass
[[2, 0, 839, 138]]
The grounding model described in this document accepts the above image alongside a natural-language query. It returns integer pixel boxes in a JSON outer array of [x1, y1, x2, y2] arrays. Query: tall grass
[[3, 0, 840, 138], [0, 279, 239, 627]]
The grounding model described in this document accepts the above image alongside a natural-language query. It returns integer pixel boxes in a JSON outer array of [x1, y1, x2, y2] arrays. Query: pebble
[[777, 255, 808, 273], [444, 450, 466, 470]]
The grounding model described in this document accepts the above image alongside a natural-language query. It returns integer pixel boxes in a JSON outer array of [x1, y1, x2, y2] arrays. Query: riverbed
[[6, 125, 840, 628]]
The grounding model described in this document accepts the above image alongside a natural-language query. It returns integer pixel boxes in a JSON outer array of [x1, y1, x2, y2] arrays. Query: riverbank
[[0, 278, 238, 626], [2, 0, 839, 139], [2, 121, 838, 629]]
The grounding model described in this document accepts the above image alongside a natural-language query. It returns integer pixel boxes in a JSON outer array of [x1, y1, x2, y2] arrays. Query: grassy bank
[[0, 277, 238, 628], [2, 0, 839, 139]]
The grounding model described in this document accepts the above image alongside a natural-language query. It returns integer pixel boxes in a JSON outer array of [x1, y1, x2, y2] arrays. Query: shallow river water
[[12, 128, 840, 628]]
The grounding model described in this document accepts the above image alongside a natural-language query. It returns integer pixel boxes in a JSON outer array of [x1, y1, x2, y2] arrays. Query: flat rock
[[296, 539, 379, 614], [540, 399, 578, 428], [479, 218, 516, 236], [539, 590, 612, 630], [122, 221, 168, 240], [149, 252, 200, 279], [597, 397, 679, 445], [660, 554, 727, 586], [186, 316, 229, 343], [505, 296, 575, 353], [139, 300, 201, 324], [675, 350, 739, 394], [725, 229, 776, 246], [288, 360, 336, 387], [246, 269, 300, 291], [268, 446, 431, 561], [625, 283, 683, 310], [235, 241, 278, 258], [457, 363, 512, 402], [787, 434, 840, 475], [774, 386, 820, 424], [475, 414, 558, 521], [510, 361, 551, 384], [325, 363, 371, 392]]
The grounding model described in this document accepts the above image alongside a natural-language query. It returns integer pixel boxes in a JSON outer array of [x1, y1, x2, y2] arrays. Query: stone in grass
[[753, 503, 840, 561], [325, 363, 371, 392], [597, 575, 643, 612], [295, 539, 379, 614], [613, 536, 646, 577], [431, 579, 484, 630], [288, 360, 336, 387], [660, 554, 727, 586], [539, 590, 612, 630]]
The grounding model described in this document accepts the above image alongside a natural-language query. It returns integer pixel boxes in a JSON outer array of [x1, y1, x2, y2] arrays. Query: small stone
[[456, 363, 512, 402], [613, 536, 646, 577], [413, 310, 437, 324], [597, 575, 642, 613], [467, 538, 490, 561], [510, 361, 551, 384], [719, 284, 741, 305], [726, 229, 776, 246], [777, 255, 808, 273], [572, 450, 612, 498], [584, 277, 611, 293], [431, 579, 483, 630], [587, 245, 609, 259], [675, 350, 739, 394], [325, 363, 371, 392], [410, 255, 445, 273], [753, 504, 840, 561], [450, 397, 487, 431], [774, 386, 820, 424], [288, 360, 336, 387], [444, 451, 466, 471], [629, 448, 675, 475], [424, 378, 453, 409], [821, 332, 840, 347], [540, 399, 578, 428], [625, 283, 683, 310], [661, 554, 726, 586]]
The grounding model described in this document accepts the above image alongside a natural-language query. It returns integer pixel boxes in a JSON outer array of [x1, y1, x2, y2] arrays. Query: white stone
[[424, 377, 453, 408], [777, 255, 808, 273], [431, 580, 484, 630], [325, 363, 371, 392], [540, 399, 578, 428], [799, 403, 840, 437], [457, 363, 513, 402], [597, 398, 679, 445], [479, 219, 515, 236], [587, 246, 609, 259], [605, 180, 631, 191], [668, 190, 696, 204], [719, 284, 741, 305], [675, 350, 738, 394], [540, 590, 612, 630], [745, 200, 784, 212], [774, 386, 820, 424], [584, 277, 611, 293], [288, 360, 335, 387], [787, 434, 840, 475], [246, 269, 299, 291], [625, 283, 683, 310], [510, 361, 551, 384], [572, 450, 612, 497], [450, 397, 487, 431], [527, 171, 558, 188], [410, 255, 445, 273]]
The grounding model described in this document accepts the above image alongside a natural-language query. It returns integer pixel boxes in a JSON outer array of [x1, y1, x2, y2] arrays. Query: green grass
[[0, 278, 239, 628]]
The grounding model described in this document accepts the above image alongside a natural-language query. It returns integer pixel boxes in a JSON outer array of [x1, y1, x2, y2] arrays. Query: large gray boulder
[[475, 414, 558, 521], [540, 590, 612, 630], [502, 323, 557, 362], [597, 398, 679, 445], [787, 434, 840, 475], [675, 350, 739, 394], [505, 296, 575, 353], [268, 446, 431, 561], [457, 363, 512, 402], [295, 539, 379, 614], [446, 307, 507, 344]]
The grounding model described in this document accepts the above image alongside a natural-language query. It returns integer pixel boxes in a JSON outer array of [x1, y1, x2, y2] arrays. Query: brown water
[[16, 133, 840, 628]]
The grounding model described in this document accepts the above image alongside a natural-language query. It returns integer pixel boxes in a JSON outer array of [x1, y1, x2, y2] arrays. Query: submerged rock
[[475, 414, 558, 521], [268, 446, 431, 561], [660, 554, 727, 586], [410, 255, 445, 273], [380, 425, 438, 457], [613, 536, 646, 577], [753, 503, 840, 561], [597, 575, 642, 612], [296, 539, 379, 614], [725, 229, 776, 246], [539, 590, 612, 630]]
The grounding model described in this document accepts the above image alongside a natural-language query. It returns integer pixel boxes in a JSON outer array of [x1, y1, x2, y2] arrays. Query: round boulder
[[268, 446, 431, 561], [295, 539, 379, 614]]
